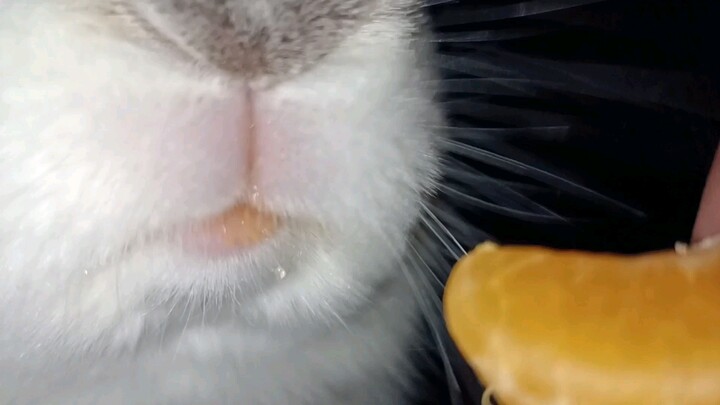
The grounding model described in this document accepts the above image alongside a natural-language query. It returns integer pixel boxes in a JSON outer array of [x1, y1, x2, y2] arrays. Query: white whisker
[[419, 213, 463, 260], [174, 291, 196, 360], [160, 293, 182, 347], [407, 241, 445, 289], [422, 0, 459, 8], [400, 258, 463, 405], [422, 202, 467, 257]]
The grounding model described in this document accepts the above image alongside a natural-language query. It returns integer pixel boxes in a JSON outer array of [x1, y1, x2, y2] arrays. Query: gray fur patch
[[120, 0, 386, 78]]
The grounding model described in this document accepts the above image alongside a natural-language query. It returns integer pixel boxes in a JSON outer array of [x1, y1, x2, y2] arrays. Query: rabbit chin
[[0, 208, 424, 404], [0, 196, 419, 361]]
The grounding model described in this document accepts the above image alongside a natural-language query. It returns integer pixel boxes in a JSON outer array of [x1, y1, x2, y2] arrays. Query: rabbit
[[0, 0, 445, 404]]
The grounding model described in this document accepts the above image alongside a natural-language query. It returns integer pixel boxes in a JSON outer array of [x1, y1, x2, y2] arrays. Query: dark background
[[419, 0, 720, 403]]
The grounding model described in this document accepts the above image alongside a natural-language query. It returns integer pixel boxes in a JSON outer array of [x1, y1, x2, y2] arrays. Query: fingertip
[[693, 146, 720, 242]]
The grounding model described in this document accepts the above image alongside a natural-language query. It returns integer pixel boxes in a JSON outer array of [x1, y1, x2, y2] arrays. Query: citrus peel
[[444, 241, 720, 405]]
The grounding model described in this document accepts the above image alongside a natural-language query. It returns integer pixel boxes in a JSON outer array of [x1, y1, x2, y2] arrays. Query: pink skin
[[693, 146, 720, 243]]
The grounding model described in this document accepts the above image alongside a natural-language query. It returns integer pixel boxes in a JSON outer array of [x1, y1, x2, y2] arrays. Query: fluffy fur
[[0, 1, 443, 403]]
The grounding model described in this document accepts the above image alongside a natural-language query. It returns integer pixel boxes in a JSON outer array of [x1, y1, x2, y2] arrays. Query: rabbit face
[[0, 0, 441, 363]]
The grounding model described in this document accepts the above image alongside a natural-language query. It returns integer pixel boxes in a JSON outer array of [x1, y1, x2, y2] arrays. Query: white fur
[[0, 1, 442, 403]]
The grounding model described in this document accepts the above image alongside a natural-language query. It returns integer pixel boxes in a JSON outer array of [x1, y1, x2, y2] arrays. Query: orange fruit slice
[[443, 241, 720, 405]]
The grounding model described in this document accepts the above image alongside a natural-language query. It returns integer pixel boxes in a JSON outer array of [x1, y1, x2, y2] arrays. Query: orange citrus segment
[[443, 241, 720, 405]]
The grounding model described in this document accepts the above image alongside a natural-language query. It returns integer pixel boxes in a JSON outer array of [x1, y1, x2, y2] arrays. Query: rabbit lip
[[180, 202, 282, 257]]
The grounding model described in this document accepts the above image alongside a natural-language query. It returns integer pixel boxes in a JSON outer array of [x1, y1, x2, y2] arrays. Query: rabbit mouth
[[179, 202, 284, 258]]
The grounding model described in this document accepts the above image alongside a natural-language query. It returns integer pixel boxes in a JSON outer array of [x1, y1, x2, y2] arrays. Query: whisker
[[327, 306, 351, 333], [440, 160, 568, 217], [439, 99, 571, 126], [200, 289, 207, 331], [404, 252, 444, 316], [439, 184, 574, 224], [429, 125, 570, 143], [230, 287, 242, 311], [431, 0, 607, 27], [440, 138, 645, 216], [434, 77, 549, 97], [440, 162, 547, 196], [160, 293, 182, 346], [419, 212, 463, 260], [174, 291, 196, 359], [368, 224, 462, 403], [422, 202, 467, 257], [400, 257, 463, 405], [422, 0, 459, 8], [431, 27, 553, 43], [431, 54, 518, 79], [407, 241, 445, 290], [431, 200, 495, 245]]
